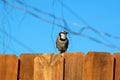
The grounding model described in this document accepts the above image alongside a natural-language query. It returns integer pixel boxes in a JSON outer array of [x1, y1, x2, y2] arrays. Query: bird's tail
[[60, 50, 65, 53]]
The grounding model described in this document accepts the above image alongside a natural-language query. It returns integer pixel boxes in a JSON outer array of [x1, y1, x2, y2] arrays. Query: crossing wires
[[1, 0, 120, 51]]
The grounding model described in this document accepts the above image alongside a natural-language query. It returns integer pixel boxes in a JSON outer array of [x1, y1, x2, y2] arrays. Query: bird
[[56, 31, 69, 53]]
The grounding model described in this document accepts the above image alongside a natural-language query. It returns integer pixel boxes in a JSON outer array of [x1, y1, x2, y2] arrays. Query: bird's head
[[59, 31, 68, 40]]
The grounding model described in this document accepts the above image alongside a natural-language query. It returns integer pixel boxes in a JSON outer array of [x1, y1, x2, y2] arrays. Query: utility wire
[[16, 0, 63, 21], [58, 0, 88, 25], [79, 26, 120, 40], [58, 0, 120, 40], [17, 0, 120, 41], [0, 0, 35, 52], [3, 0, 120, 50], [0, 36, 18, 53], [16, 0, 70, 28], [58, 0, 120, 50], [49, 0, 56, 52], [0, 27, 35, 52]]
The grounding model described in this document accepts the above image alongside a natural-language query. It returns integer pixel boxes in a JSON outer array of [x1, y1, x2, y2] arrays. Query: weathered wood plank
[[114, 53, 120, 80], [33, 54, 64, 80], [64, 52, 84, 80], [19, 54, 39, 80], [0, 54, 18, 80], [82, 52, 114, 80]]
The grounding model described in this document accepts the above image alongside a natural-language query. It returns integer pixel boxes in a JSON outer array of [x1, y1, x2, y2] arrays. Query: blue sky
[[0, 0, 120, 56]]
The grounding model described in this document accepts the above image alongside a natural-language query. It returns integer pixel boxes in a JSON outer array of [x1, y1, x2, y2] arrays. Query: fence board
[[19, 54, 39, 80], [82, 52, 114, 80], [0, 52, 118, 80], [114, 53, 120, 80], [64, 52, 84, 80], [0, 54, 18, 80], [33, 54, 64, 80]]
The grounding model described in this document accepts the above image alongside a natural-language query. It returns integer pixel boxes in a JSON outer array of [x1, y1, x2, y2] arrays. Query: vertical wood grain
[[0, 54, 18, 80], [82, 52, 114, 80], [33, 54, 64, 80], [19, 54, 39, 80], [64, 52, 84, 80]]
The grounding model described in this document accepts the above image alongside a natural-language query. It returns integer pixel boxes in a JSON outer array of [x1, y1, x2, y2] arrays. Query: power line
[[16, 0, 63, 21], [0, 27, 35, 52], [58, 0, 88, 25], [0, 35, 18, 53], [58, 0, 120, 40], [1, 0, 35, 53], [16, 0, 70, 28], [3, 0, 120, 50], [79, 26, 120, 40], [50, 0, 57, 52]]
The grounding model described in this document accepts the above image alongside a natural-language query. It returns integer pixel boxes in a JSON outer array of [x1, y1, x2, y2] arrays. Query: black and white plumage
[[56, 31, 69, 53]]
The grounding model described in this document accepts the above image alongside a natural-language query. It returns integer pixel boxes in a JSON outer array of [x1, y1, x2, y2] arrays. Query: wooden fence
[[0, 52, 120, 80]]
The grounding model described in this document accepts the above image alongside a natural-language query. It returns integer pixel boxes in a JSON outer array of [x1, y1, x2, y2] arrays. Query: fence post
[[114, 53, 120, 80], [82, 52, 114, 80], [0, 54, 18, 80], [64, 52, 84, 80], [19, 54, 39, 80], [33, 54, 64, 80]]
